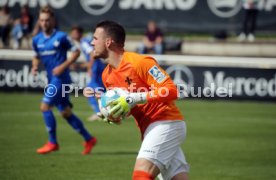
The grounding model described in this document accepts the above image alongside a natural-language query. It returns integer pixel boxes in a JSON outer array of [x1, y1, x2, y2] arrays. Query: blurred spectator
[[138, 20, 164, 54], [21, 5, 33, 37], [238, 0, 260, 42], [11, 18, 23, 49], [0, 5, 12, 48]]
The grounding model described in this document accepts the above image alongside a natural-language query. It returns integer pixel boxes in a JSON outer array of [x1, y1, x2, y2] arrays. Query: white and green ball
[[99, 89, 121, 119]]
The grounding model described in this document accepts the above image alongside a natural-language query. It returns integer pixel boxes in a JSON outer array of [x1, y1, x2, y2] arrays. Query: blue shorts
[[42, 78, 72, 112]]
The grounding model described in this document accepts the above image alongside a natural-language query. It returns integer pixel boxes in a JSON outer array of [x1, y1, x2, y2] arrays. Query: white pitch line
[[0, 111, 92, 117]]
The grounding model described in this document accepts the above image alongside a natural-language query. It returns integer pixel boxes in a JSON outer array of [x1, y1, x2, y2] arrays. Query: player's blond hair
[[39, 6, 54, 17]]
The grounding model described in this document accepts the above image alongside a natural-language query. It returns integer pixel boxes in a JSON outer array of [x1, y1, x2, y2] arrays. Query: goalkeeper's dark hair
[[96, 20, 125, 48]]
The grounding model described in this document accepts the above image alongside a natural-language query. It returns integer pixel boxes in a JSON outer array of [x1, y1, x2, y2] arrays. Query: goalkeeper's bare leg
[[133, 158, 188, 180]]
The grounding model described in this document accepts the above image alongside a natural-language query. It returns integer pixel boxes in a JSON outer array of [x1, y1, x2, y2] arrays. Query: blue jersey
[[32, 29, 77, 83], [80, 38, 93, 62]]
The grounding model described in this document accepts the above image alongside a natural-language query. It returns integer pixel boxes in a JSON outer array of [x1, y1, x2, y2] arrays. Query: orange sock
[[132, 170, 153, 180]]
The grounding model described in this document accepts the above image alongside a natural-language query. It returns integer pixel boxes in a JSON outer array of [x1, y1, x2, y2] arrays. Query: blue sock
[[66, 114, 92, 141], [42, 111, 57, 144], [88, 96, 100, 113]]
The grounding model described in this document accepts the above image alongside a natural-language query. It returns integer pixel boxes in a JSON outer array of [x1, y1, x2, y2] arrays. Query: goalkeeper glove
[[97, 99, 121, 125], [97, 112, 121, 125], [108, 89, 147, 119]]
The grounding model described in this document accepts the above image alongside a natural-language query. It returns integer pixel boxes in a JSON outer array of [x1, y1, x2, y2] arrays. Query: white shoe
[[87, 114, 100, 122], [247, 34, 255, 42], [238, 33, 246, 42]]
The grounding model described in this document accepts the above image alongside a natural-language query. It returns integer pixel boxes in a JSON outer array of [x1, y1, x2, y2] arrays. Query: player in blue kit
[[31, 6, 96, 155], [70, 26, 106, 121]]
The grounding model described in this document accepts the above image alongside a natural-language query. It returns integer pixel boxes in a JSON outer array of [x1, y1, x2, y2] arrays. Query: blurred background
[[0, 0, 276, 180]]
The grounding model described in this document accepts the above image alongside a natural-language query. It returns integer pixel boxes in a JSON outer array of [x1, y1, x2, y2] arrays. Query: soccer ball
[[99, 89, 121, 120]]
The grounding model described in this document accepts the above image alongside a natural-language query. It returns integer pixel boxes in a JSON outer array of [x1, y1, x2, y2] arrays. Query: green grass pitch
[[0, 92, 275, 180]]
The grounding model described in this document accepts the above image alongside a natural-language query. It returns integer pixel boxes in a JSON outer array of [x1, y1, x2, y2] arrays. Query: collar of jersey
[[43, 29, 57, 39]]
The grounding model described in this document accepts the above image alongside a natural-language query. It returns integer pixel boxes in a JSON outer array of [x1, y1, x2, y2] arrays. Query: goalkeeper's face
[[91, 28, 108, 60]]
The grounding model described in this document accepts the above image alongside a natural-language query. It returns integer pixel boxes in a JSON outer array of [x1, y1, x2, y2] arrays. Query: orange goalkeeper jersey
[[102, 52, 184, 136]]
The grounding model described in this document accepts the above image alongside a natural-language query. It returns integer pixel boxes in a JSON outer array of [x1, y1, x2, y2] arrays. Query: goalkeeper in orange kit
[[91, 20, 189, 180]]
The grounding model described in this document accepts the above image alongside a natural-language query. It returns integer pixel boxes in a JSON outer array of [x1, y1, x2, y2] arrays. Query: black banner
[[165, 64, 276, 101], [1, 60, 275, 101], [0, 60, 90, 92], [3, 0, 276, 33]]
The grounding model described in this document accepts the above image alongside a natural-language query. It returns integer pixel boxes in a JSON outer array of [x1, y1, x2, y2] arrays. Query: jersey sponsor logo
[[37, 44, 45, 48], [148, 65, 166, 83], [40, 50, 57, 56], [0, 0, 69, 9], [119, 0, 197, 10], [207, 0, 242, 18], [80, 0, 115, 15]]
